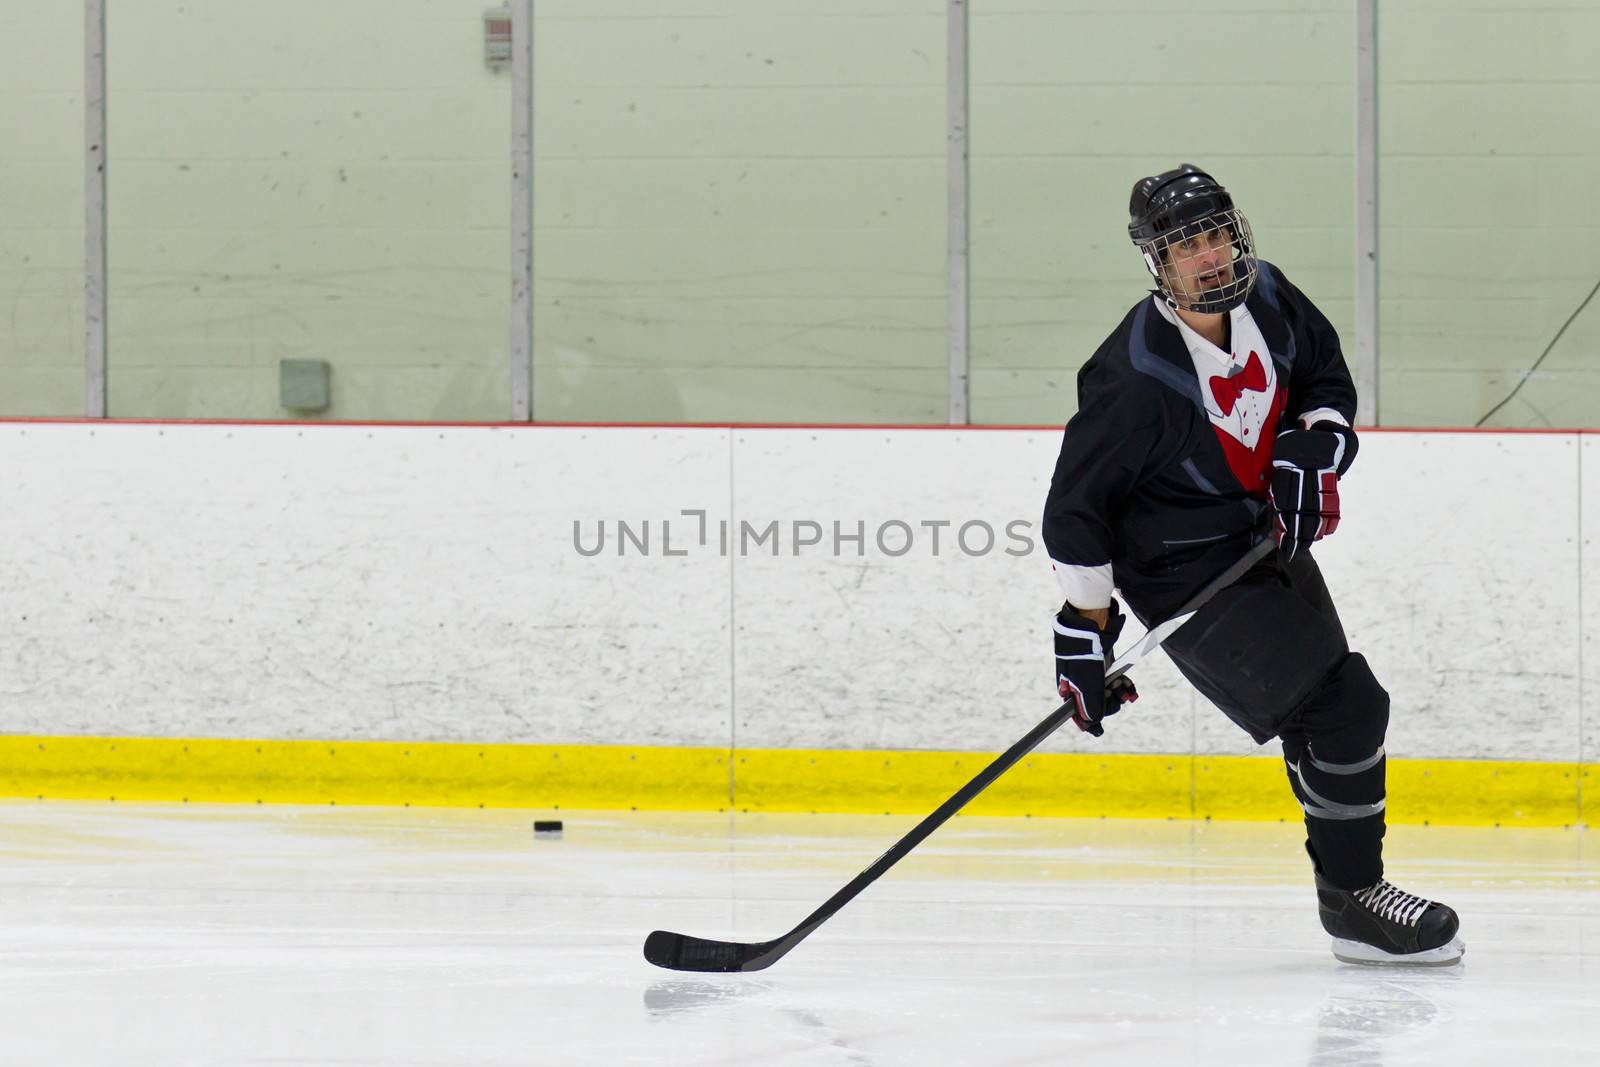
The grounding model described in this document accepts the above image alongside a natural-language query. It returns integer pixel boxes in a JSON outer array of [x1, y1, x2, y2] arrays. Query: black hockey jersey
[[1042, 261, 1357, 624]]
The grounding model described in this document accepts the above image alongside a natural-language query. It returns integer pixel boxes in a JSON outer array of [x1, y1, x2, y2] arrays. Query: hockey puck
[[533, 819, 563, 835]]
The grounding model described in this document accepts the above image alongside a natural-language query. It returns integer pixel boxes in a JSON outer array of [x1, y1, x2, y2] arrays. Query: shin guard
[[1282, 653, 1390, 890]]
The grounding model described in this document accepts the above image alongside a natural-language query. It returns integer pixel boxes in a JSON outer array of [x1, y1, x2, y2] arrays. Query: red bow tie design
[[1209, 351, 1268, 416]]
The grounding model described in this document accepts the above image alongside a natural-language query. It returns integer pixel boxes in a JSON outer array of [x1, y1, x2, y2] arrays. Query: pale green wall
[[1378, 2, 1600, 427], [0, 2, 84, 416], [106, 1, 511, 420], [970, 1, 1355, 425], [531, 1, 948, 423], [3, 1, 1596, 426]]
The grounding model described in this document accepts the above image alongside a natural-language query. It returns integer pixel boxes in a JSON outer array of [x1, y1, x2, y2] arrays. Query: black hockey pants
[[1162, 550, 1388, 890]]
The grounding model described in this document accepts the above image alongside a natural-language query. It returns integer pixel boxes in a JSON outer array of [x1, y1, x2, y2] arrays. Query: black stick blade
[[643, 930, 780, 972]]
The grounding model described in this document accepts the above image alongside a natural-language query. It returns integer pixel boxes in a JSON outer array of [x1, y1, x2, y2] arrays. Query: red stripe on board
[[0, 417, 1595, 435], [0, 416, 1037, 431]]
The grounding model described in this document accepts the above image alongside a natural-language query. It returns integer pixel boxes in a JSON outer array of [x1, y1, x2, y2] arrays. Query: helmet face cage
[[1136, 208, 1258, 315]]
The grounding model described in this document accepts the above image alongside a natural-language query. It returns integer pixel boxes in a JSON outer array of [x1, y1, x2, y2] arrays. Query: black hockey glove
[[1269, 421, 1358, 561], [1053, 599, 1139, 737]]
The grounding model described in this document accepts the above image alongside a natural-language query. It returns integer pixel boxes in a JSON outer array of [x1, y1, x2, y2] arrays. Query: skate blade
[[1331, 935, 1465, 967]]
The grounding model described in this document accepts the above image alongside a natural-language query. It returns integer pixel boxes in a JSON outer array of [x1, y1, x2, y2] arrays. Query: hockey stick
[[643, 536, 1277, 973]]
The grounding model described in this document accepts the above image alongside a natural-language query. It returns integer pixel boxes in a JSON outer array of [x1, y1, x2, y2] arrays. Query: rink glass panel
[[967, 2, 1356, 426], [104, 2, 513, 421], [530, 1, 949, 424], [0, 3, 84, 416], [1377, 5, 1600, 429]]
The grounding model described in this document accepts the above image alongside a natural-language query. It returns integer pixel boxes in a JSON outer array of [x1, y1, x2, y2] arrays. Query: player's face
[[1161, 226, 1237, 309]]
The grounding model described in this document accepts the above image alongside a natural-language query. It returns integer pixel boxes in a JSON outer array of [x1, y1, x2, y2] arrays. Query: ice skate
[[1316, 873, 1464, 966]]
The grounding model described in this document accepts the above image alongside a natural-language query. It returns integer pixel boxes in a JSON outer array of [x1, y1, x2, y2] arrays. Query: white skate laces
[[1354, 880, 1431, 927]]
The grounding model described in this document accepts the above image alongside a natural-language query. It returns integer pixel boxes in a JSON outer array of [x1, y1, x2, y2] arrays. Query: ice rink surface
[[2, 801, 1597, 1066]]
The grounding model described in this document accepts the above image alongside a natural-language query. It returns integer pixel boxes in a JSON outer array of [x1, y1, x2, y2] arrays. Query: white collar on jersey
[[1149, 294, 1260, 374], [1148, 296, 1352, 433]]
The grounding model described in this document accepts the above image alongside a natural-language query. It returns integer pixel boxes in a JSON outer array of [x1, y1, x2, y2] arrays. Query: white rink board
[[1309, 432, 1580, 762], [0, 424, 733, 747], [729, 428, 1194, 756], [0, 422, 1587, 764]]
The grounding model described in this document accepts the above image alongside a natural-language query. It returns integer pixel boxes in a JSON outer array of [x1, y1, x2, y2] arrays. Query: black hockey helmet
[[1128, 164, 1257, 314]]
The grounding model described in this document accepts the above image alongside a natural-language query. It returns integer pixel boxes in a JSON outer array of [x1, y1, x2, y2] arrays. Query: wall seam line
[[1577, 436, 1585, 823], [1190, 681, 1199, 819], [84, 0, 107, 418], [509, 0, 533, 422], [946, 0, 970, 425], [727, 429, 738, 812], [1354, 0, 1379, 426]]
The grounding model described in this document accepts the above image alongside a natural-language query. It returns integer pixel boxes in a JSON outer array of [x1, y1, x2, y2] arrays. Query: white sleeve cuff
[[1051, 559, 1114, 609], [1299, 407, 1349, 429]]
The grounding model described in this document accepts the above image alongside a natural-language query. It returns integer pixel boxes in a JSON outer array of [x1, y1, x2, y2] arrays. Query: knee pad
[[1296, 652, 1389, 755]]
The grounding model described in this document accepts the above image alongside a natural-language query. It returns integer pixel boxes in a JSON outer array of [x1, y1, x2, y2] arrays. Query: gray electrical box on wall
[[280, 359, 331, 413], [484, 7, 512, 69]]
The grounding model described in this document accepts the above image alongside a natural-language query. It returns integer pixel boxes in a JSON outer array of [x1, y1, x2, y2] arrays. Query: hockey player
[[1044, 165, 1464, 965]]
